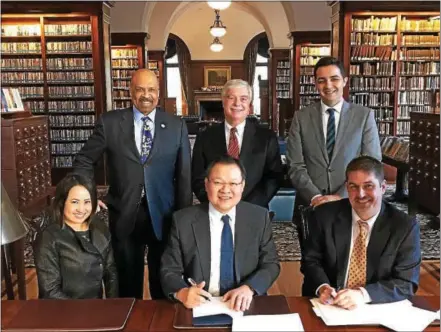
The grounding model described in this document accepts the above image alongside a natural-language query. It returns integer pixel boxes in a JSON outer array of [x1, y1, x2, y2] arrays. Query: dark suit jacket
[[73, 108, 192, 241], [301, 199, 421, 303], [191, 120, 283, 208], [160, 201, 280, 297]]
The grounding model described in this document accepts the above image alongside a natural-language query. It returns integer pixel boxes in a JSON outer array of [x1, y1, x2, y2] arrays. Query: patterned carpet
[[23, 185, 439, 266]]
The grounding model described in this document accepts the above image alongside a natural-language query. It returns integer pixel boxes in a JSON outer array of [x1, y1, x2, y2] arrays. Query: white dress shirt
[[133, 107, 156, 154], [208, 203, 236, 296], [320, 100, 343, 141], [224, 120, 246, 152], [315, 209, 380, 304]]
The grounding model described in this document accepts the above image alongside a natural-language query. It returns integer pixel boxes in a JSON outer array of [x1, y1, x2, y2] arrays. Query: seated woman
[[35, 173, 118, 299]]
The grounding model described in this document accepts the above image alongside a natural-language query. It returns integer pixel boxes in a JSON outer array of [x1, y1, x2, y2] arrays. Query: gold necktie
[[347, 220, 369, 289]]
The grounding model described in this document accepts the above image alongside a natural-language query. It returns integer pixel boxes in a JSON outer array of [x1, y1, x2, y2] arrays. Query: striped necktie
[[326, 108, 336, 161], [228, 127, 239, 159]]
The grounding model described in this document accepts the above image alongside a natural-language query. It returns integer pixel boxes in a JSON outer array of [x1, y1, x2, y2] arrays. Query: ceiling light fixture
[[210, 37, 224, 52], [210, 10, 227, 37], [207, 1, 231, 11]]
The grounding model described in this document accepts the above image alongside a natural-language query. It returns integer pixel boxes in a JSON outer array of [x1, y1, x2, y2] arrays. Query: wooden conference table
[[2, 296, 439, 331]]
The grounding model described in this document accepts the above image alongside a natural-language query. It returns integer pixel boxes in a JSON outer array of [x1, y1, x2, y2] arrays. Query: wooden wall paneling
[[190, 60, 245, 90]]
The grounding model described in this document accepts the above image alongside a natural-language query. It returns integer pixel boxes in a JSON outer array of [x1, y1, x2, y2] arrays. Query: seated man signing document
[[302, 156, 421, 309], [161, 156, 280, 311]]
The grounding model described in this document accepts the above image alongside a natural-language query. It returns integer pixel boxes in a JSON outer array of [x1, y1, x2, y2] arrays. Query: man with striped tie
[[301, 156, 420, 308], [161, 156, 280, 311], [286, 56, 381, 211], [192, 79, 283, 209]]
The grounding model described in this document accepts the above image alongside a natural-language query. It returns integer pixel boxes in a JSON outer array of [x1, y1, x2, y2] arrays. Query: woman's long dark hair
[[50, 173, 98, 226]]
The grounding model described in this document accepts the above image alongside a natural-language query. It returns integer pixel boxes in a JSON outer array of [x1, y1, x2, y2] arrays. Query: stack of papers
[[193, 297, 305, 331], [311, 298, 439, 331]]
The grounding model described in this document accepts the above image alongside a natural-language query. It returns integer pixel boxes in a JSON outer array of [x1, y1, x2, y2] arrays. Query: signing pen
[[187, 278, 211, 302]]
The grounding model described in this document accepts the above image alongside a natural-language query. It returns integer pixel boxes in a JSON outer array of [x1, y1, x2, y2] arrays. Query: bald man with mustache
[[74, 69, 192, 299]]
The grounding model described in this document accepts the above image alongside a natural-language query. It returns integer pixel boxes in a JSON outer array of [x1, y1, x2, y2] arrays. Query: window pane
[[252, 65, 268, 116], [166, 67, 182, 115], [166, 54, 178, 64], [256, 54, 268, 64]]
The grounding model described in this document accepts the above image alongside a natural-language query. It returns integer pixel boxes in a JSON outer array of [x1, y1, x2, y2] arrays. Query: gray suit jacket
[[160, 202, 280, 297], [286, 101, 381, 202]]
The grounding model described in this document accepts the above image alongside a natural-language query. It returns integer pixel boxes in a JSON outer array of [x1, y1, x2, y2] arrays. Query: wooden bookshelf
[[269, 49, 291, 136], [147, 50, 165, 109], [1, 2, 113, 185], [289, 31, 331, 114], [329, 2, 440, 138], [111, 33, 148, 110]]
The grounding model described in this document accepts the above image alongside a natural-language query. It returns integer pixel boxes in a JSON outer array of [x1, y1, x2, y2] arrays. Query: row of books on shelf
[[1, 24, 91, 37], [112, 90, 130, 98], [399, 48, 440, 61], [1, 88, 25, 113], [276, 76, 290, 83], [300, 67, 314, 75], [349, 62, 394, 76], [2, 71, 95, 83], [276, 84, 290, 91], [51, 142, 85, 155], [381, 136, 409, 162], [48, 100, 95, 112], [401, 35, 439, 46], [398, 91, 432, 105], [300, 56, 325, 66], [398, 105, 434, 119], [50, 129, 93, 141], [113, 101, 131, 110], [112, 59, 138, 68], [373, 108, 393, 121], [111, 49, 138, 58], [49, 115, 95, 127], [1, 58, 42, 69], [47, 58, 93, 70], [2, 42, 41, 53], [399, 76, 439, 90], [46, 71, 94, 82], [276, 69, 290, 77], [396, 121, 410, 136], [349, 93, 392, 107], [400, 17, 440, 32], [300, 86, 318, 94], [112, 69, 136, 79], [299, 96, 320, 108], [46, 41, 92, 53], [300, 75, 316, 84], [350, 46, 396, 61], [18, 86, 44, 98], [277, 61, 290, 69], [276, 91, 290, 99], [350, 77, 394, 91], [52, 156, 74, 168], [350, 32, 396, 46], [2, 72, 44, 83], [300, 46, 330, 56], [377, 122, 392, 136], [399, 61, 439, 75], [351, 16, 397, 32], [113, 81, 130, 88]]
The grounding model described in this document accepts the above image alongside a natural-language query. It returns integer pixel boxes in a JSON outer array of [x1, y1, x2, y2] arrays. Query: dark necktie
[[326, 108, 336, 161], [228, 127, 239, 159], [220, 214, 235, 295], [140, 116, 153, 164]]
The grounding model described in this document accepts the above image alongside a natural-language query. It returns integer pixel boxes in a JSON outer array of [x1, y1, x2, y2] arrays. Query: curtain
[[244, 39, 258, 86], [175, 38, 193, 115]]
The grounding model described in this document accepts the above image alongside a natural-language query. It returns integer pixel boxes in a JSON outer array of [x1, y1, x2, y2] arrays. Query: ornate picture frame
[[204, 66, 231, 87]]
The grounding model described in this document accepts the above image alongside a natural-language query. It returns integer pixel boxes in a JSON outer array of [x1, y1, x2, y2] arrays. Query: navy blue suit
[[73, 107, 192, 299], [301, 199, 421, 303]]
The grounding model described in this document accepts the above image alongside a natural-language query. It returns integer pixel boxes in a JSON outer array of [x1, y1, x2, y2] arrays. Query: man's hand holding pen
[[175, 278, 212, 309], [318, 285, 364, 310]]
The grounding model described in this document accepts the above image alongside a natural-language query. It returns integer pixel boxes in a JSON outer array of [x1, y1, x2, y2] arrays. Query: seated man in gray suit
[[286, 56, 381, 210], [161, 156, 280, 311], [302, 156, 421, 308]]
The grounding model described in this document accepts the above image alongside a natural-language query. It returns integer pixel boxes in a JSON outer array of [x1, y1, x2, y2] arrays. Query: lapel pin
[[161, 123, 166, 129]]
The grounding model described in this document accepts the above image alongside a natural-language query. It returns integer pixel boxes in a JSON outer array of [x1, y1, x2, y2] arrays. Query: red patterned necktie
[[347, 220, 369, 288], [228, 127, 239, 159]]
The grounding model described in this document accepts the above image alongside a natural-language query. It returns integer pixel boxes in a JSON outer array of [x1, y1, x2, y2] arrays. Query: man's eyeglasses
[[208, 179, 243, 189]]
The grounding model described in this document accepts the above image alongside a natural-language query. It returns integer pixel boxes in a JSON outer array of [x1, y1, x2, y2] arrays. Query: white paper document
[[192, 297, 244, 319], [310, 298, 439, 331], [232, 313, 304, 332]]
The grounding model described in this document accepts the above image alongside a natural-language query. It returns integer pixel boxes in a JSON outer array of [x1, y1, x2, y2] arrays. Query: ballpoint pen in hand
[[188, 278, 211, 301]]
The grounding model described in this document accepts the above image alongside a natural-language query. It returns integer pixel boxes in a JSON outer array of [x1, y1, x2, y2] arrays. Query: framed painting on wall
[[204, 66, 231, 87]]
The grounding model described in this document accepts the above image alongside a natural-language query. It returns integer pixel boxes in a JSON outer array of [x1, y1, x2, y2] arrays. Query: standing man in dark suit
[[192, 79, 283, 208], [161, 156, 280, 311], [286, 56, 381, 210], [73, 69, 192, 299], [302, 156, 421, 308]]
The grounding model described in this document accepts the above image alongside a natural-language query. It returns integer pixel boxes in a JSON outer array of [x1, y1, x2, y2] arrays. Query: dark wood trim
[[329, 1, 439, 12], [1, 1, 114, 14]]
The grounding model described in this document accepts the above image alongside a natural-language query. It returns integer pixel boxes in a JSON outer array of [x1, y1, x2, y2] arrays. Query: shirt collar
[[351, 208, 380, 228], [209, 202, 236, 223], [321, 100, 344, 114], [225, 119, 246, 136], [133, 106, 157, 123]]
